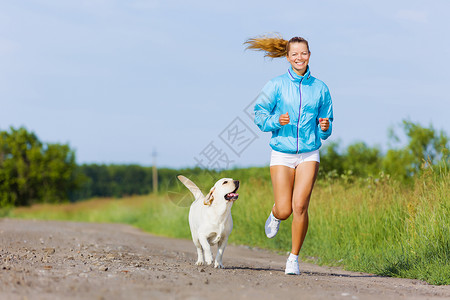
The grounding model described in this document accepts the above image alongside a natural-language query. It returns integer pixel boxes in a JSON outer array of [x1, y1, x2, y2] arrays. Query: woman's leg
[[291, 161, 319, 255], [270, 165, 295, 220]]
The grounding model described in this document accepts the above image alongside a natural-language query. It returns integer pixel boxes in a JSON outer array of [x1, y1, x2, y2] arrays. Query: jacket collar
[[287, 65, 311, 83]]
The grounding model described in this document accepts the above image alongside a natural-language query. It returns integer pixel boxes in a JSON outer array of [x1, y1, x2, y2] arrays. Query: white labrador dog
[[177, 175, 239, 268]]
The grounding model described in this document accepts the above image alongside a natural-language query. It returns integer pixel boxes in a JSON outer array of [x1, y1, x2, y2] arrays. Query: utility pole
[[152, 149, 158, 194]]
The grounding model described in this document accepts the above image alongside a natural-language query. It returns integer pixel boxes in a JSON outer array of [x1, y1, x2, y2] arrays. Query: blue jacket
[[254, 66, 333, 154]]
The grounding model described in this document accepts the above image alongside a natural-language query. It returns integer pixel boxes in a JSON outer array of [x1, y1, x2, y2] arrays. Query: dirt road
[[0, 218, 448, 300]]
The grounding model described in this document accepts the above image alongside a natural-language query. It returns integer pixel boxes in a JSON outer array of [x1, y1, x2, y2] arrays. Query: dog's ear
[[204, 187, 215, 205]]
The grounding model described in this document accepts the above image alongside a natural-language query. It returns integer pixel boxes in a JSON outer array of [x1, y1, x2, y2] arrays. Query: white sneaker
[[285, 258, 300, 275], [264, 211, 281, 238]]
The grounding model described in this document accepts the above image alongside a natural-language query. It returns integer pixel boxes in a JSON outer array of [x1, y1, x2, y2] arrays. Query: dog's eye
[[223, 181, 228, 184]]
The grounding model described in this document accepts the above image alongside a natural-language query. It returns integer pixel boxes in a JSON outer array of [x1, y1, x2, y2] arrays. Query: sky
[[1, 0, 449, 169]]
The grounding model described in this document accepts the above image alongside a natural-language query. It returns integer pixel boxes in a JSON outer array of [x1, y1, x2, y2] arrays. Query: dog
[[177, 175, 239, 268]]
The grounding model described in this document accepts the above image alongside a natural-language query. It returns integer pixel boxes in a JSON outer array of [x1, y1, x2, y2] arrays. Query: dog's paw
[[195, 260, 205, 266], [205, 258, 213, 265], [214, 261, 224, 269]]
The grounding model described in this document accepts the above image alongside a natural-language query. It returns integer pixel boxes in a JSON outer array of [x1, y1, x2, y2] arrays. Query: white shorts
[[270, 149, 320, 169]]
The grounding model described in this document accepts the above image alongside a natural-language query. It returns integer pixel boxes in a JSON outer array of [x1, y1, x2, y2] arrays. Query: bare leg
[[270, 165, 295, 220], [291, 161, 319, 255]]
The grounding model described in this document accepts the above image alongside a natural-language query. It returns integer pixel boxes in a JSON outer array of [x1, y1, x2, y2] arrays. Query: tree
[[39, 143, 79, 203], [342, 142, 382, 177], [0, 127, 43, 206], [383, 120, 449, 180], [0, 127, 79, 207], [318, 141, 344, 177]]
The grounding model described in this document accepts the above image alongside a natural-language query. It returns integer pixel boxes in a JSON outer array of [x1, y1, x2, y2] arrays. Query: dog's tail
[[177, 175, 204, 202]]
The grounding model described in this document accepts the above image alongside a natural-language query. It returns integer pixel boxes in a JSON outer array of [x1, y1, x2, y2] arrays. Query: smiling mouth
[[225, 184, 239, 201]]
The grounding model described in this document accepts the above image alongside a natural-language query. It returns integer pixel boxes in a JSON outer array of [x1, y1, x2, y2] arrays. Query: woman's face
[[286, 42, 310, 76]]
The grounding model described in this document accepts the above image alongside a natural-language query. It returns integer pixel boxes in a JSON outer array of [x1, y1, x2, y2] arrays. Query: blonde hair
[[244, 34, 310, 58]]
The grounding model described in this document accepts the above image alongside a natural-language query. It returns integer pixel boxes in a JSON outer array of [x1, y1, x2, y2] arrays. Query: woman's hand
[[279, 112, 290, 126], [319, 118, 329, 131]]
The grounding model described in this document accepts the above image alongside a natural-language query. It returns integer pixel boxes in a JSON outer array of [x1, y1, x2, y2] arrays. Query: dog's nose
[[234, 180, 239, 188]]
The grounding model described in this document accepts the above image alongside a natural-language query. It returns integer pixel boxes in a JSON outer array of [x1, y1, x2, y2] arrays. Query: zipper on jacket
[[296, 78, 303, 154]]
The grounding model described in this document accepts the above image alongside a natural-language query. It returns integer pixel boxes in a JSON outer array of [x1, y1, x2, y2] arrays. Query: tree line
[[0, 120, 448, 207], [319, 120, 449, 181]]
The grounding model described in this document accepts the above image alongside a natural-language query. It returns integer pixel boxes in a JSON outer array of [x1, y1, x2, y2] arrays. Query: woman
[[245, 35, 333, 275]]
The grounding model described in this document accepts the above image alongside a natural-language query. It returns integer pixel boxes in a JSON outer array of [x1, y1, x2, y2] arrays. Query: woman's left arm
[[318, 86, 334, 140]]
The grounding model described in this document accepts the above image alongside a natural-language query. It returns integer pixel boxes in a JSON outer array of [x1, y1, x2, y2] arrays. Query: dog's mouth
[[225, 182, 239, 201], [225, 192, 238, 201]]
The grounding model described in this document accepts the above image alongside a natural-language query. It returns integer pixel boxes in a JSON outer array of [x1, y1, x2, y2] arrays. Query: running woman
[[245, 35, 333, 275]]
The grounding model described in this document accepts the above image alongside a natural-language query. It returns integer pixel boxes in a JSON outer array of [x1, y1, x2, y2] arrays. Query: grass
[[5, 166, 450, 285]]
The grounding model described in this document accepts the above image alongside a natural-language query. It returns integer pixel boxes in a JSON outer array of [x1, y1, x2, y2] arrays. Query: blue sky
[[1, 0, 449, 169]]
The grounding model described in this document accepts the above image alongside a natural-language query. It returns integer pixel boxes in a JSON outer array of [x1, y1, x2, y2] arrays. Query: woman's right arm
[[254, 81, 282, 132]]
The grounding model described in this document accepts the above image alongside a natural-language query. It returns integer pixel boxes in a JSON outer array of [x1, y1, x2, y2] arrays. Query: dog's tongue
[[227, 193, 239, 200]]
